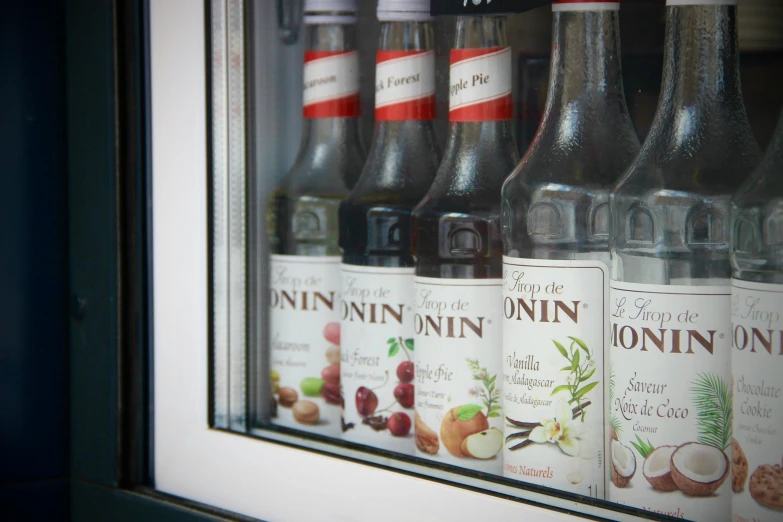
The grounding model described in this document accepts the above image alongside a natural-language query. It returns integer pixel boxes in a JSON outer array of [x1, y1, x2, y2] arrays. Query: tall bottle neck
[[378, 20, 433, 61], [660, 5, 743, 120], [548, 9, 624, 110], [454, 14, 507, 48], [300, 23, 361, 144]]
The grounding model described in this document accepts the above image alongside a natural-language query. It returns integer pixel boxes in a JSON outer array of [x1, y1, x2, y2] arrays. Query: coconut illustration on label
[[609, 370, 732, 497], [611, 439, 636, 488]]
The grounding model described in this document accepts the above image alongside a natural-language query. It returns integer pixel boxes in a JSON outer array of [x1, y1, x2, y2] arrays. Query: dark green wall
[[0, 2, 69, 521]]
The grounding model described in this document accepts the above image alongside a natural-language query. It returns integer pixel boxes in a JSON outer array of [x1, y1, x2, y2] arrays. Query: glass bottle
[[267, 0, 365, 438], [500, 0, 639, 499], [338, 0, 440, 453], [608, 1, 761, 519], [730, 110, 783, 522], [411, 15, 519, 474]]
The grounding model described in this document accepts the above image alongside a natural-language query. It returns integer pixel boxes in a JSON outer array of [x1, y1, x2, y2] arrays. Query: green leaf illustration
[[404, 338, 414, 351], [610, 417, 623, 440], [630, 435, 655, 459], [571, 349, 580, 371], [387, 338, 396, 344], [609, 363, 616, 404], [388, 343, 400, 357], [550, 385, 571, 396], [569, 336, 590, 356], [581, 368, 596, 382], [574, 381, 598, 399], [488, 411, 500, 418], [560, 365, 573, 371], [457, 404, 483, 421], [553, 340, 569, 359], [691, 372, 732, 451]]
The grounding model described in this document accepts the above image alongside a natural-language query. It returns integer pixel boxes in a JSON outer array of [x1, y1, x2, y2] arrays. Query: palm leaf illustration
[[690, 372, 732, 451]]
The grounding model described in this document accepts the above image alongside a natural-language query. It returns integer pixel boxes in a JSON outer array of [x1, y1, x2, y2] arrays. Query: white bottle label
[[375, 50, 435, 121], [340, 265, 416, 454], [449, 47, 512, 121], [303, 51, 360, 118], [608, 280, 732, 521], [413, 277, 504, 474], [731, 280, 783, 521], [501, 257, 608, 499], [269, 254, 342, 437]]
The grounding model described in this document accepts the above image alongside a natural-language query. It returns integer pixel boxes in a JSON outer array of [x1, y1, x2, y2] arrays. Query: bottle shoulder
[[613, 111, 761, 197]]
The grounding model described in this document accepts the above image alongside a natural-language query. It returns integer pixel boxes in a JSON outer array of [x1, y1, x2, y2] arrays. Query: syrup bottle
[[609, 1, 761, 518], [338, 0, 440, 453], [730, 109, 783, 522], [500, 0, 639, 498], [268, 0, 364, 438], [411, 15, 519, 474]]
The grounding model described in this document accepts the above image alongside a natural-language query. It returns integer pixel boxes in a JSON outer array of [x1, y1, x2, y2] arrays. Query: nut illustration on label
[[643, 445, 679, 492], [732, 438, 748, 492], [415, 411, 439, 454], [611, 440, 636, 488], [670, 442, 729, 496], [749, 463, 783, 509]]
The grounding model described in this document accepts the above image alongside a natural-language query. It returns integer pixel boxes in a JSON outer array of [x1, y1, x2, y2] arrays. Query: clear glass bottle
[[338, 0, 440, 453], [608, 2, 761, 519], [730, 110, 783, 522], [267, 0, 365, 438], [500, 0, 639, 498], [411, 15, 519, 474]]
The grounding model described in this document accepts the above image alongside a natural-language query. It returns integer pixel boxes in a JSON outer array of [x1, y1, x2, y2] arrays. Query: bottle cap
[[304, 0, 358, 24], [552, 0, 620, 11], [377, 0, 432, 21]]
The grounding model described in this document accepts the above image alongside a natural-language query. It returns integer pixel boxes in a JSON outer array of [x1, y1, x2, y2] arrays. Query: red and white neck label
[[303, 50, 360, 118], [449, 47, 512, 122], [552, 0, 619, 11], [375, 50, 435, 121]]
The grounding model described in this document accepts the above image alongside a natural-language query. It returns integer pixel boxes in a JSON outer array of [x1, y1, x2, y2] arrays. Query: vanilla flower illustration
[[529, 400, 582, 457]]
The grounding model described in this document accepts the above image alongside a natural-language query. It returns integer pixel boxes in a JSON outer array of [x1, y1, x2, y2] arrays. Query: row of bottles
[[266, 1, 782, 521]]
